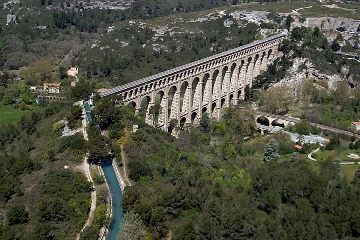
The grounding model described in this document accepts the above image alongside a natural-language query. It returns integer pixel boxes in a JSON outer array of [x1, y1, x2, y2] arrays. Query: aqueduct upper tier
[[100, 31, 287, 132]]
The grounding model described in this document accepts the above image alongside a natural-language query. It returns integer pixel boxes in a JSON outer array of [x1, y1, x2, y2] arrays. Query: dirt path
[[308, 147, 320, 161], [75, 157, 96, 239], [75, 107, 95, 240], [291, 6, 312, 15]]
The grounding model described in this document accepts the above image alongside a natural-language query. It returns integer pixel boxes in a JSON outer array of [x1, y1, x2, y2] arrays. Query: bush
[[52, 121, 65, 132], [128, 161, 152, 181], [80, 225, 99, 240], [7, 204, 29, 225]]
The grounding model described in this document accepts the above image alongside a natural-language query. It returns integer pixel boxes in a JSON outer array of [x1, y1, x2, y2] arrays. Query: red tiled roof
[[96, 88, 108, 93], [44, 82, 61, 87]]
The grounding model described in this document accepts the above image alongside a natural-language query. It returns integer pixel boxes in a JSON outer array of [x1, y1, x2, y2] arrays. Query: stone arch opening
[[229, 94, 234, 106], [221, 98, 225, 108], [238, 90, 242, 101], [202, 73, 210, 100], [271, 119, 285, 128], [128, 101, 137, 113], [168, 86, 177, 119], [257, 116, 269, 126], [139, 95, 151, 119], [212, 69, 220, 94], [180, 81, 189, 112], [202, 107, 207, 114], [123, 92, 128, 101], [191, 112, 197, 123], [180, 117, 186, 129], [153, 91, 164, 125], [267, 49, 272, 59], [191, 77, 200, 108], [211, 102, 216, 113]]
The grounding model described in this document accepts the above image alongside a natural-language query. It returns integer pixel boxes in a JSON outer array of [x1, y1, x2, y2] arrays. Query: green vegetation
[[0, 103, 43, 124], [2, 0, 360, 239], [0, 99, 92, 239], [103, 102, 360, 239]]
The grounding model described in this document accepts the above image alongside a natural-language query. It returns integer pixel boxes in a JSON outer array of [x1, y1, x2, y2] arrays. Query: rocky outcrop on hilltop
[[293, 17, 360, 32]]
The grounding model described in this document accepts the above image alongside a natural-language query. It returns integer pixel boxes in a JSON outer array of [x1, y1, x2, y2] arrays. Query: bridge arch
[[256, 116, 270, 126]]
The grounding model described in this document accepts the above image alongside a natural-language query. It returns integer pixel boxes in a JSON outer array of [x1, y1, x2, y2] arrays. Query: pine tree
[[263, 139, 280, 162]]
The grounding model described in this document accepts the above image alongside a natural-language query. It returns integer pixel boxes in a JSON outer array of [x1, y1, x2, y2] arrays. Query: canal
[[101, 160, 124, 240], [83, 101, 124, 240]]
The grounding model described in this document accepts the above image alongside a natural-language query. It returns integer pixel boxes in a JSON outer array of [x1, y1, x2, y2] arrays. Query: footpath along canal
[[83, 101, 124, 240]]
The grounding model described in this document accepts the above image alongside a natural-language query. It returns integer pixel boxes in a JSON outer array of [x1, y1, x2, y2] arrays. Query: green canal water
[[101, 160, 124, 240]]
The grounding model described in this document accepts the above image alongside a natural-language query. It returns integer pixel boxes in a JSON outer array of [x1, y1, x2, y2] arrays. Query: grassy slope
[[0, 104, 44, 125]]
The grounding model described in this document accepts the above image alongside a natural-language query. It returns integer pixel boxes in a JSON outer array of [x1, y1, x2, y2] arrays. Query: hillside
[[1, 0, 360, 239]]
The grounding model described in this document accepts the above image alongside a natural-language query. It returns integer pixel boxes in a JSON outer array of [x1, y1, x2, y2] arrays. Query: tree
[[325, 137, 340, 150], [258, 84, 293, 114], [289, 152, 299, 163], [7, 204, 29, 225], [295, 120, 311, 136], [355, 140, 360, 149], [334, 81, 349, 107], [199, 113, 211, 133], [334, 158, 342, 176], [285, 15, 294, 31], [331, 40, 341, 52], [244, 85, 253, 101], [149, 101, 161, 125], [58, 65, 67, 79], [263, 139, 280, 162], [92, 97, 120, 130], [67, 105, 83, 129], [117, 210, 147, 240]]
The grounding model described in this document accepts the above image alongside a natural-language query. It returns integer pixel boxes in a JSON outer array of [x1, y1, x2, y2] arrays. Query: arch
[[202, 107, 207, 114], [128, 101, 137, 113], [229, 94, 234, 106], [271, 119, 285, 128], [221, 98, 225, 108], [168, 85, 177, 119], [256, 116, 269, 126], [191, 112, 197, 123], [211, 102, 216, 113], [180, 117, 186, 129], [123, 92, 128, 101], [180, 81, 189, 111], [191, 77, 200, 108], [139, 95, 151, 118]]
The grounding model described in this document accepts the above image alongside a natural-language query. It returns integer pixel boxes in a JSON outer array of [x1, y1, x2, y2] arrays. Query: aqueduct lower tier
[[100, 31, 287, 132]]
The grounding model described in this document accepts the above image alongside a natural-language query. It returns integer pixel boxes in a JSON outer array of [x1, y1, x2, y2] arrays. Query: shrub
[[128, 161, 152, 181], [52, 121, 65, 132], [7, 204, 29, 225]]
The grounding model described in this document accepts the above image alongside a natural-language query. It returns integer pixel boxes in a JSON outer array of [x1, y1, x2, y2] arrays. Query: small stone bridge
[[101, 31, 287, 132], [255, 111, 360, 139]]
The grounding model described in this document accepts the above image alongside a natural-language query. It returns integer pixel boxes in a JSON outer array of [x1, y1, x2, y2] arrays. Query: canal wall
[[112, 158, 127, 192]]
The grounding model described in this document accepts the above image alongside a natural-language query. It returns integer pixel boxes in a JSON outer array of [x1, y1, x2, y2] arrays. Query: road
[[257, 123, 329, 144]]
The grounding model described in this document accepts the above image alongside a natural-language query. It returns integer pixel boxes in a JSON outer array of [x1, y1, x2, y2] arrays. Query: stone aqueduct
[[100, 31, 287, 132]]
